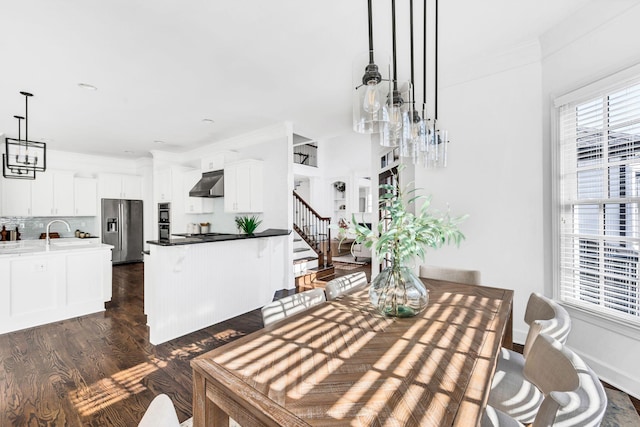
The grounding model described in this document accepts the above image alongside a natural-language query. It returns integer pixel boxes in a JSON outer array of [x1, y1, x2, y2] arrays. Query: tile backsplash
[[0, 217, 97, 241]]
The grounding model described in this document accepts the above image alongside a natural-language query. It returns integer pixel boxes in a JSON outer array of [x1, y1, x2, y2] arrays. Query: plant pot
[[369, 262, 428, 318]]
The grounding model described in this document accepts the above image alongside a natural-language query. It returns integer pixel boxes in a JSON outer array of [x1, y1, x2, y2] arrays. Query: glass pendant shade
[[381, 82, 410, 147], [353, 52, 391, 134]]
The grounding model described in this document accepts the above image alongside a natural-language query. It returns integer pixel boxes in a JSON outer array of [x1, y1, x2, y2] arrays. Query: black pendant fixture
[[3, 91, 47, 179], [2, 114, 35, 179], [381, 0, 409, 148], [353, 0, 390, 134]]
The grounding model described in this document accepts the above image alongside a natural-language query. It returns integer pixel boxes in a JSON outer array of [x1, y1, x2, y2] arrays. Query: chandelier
[[3, 91, 47, 179], [352, 0, 448, 168]]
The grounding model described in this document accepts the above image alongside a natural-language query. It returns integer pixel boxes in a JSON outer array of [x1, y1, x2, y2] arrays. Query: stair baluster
[[293, 191, 332, 268]]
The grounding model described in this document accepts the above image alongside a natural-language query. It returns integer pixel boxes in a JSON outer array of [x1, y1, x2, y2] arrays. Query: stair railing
[[293, 191, 332, 267]]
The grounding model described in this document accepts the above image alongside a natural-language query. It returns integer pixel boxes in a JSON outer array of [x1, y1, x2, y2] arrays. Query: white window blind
[[557, 79, 640, 325]]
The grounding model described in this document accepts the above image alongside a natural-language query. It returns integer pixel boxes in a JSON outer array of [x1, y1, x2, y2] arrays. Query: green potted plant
[[235, 215, 262, 236], [347, 180, 466, 318]]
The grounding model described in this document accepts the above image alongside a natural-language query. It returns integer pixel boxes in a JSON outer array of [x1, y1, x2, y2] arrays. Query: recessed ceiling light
[[78, 83, 97, 91], [123, 150, 135, 154], [153, 140, 166, 144], [202, 118, 215, 123]]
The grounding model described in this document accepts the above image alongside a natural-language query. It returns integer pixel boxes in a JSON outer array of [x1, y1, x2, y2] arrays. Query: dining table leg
[[193, 369, 230, 427]]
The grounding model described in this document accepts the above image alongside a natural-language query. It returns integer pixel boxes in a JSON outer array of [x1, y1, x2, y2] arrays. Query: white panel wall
[[541, 1, 640, 398], [414, 52, 545, 347]]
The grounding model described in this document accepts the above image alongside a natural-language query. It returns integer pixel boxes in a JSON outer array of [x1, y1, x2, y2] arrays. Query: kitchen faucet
[[46, 219, 71, 246]]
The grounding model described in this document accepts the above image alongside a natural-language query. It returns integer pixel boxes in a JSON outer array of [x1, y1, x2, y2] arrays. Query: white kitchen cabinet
[[121, 175, 143, 199], [154, 168, 172, 202], [74, 177, 97, 216], [0, 245, 112, 335], [183, 169, 214, 214], [31, 170, 74, 216], [201, 151, 238, 173], [1, 178, 32, 216], [99, 173, 143, 200], [224, 159, 263, 213]]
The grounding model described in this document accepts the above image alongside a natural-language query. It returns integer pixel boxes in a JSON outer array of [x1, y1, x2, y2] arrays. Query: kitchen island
[[145, 229, 290, 344], [0, 238, 113, 334]]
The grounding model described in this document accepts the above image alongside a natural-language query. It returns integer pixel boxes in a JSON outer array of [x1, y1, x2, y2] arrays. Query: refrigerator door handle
[[119, 202, 123, 250]]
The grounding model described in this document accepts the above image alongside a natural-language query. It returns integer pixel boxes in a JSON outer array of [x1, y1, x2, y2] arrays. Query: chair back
[[138, 394, 180, 427], [261, 288, 326, 326], [525, 334, 607, 427], [419, 265, 481, 285], [522, 293, 572, 358], [325, 271, 368, 301]]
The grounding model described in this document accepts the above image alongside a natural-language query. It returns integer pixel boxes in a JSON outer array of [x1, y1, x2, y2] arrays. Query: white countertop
[[0, 238, 114, 257]]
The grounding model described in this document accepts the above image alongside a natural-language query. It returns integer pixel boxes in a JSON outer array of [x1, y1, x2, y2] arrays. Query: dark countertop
[[146, 228, 291, 246]]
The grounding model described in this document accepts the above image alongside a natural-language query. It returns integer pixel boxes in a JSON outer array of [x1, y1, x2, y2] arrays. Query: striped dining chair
[[418, 264, 482, 285], [138, 394, 180, 427], [483, 334, 607, 427], [324, 271, 368, 301], [261, 288, 326, 327], [488, 293, 572, 423]]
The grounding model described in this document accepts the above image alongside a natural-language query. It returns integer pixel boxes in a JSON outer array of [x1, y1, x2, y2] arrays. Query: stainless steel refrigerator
[[101, 199, 144, 264]]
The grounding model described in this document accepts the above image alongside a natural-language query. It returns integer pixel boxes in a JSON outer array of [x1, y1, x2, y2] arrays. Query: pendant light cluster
[[3, 91, 47, 180], [352, 0, 448, 168]]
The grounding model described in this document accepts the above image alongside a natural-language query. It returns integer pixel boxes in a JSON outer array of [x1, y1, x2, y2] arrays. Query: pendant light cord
[[423, 0, 427, 114], [409, 0, 416, 106], [435, 0, 438, 120], [391, 0, 398, 91], [14, 116, 23, 141], [367, 0, 375, 63]]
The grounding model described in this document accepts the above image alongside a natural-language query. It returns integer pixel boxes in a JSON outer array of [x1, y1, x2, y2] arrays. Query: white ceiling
[[1, 0, 593, 159]]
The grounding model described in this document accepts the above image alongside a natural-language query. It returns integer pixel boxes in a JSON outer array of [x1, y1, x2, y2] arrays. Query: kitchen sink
[[51, 240, 95, 246]]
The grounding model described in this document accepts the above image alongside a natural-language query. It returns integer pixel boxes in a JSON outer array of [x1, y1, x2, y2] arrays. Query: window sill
[[560, 302, 640, 341]]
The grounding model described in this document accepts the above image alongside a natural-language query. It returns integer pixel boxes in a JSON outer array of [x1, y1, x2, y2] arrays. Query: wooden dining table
[[191, 279, 513, 427]]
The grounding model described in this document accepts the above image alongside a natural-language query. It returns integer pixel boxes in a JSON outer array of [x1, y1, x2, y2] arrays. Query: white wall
[[540, 0, 640, 398], [320, 132, 372, 221], [413, 47, 545, 346]]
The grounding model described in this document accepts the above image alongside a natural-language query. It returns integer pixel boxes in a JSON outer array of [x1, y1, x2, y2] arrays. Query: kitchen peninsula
[[0, 239, 113, 334], [144, 229, 290, 344]]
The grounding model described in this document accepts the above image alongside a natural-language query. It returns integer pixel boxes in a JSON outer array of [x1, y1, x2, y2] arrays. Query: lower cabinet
[[0, 249, 112, 334]]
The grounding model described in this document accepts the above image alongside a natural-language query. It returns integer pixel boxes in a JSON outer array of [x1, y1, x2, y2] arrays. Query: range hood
[[189, 170, 224, 198]]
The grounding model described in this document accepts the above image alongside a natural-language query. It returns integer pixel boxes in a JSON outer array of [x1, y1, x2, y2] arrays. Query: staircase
[[293, 191, 334, 290]]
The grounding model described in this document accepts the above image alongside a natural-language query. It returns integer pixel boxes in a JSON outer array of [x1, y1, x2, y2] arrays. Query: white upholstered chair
[[324, 271, 368, 301], [482, 334, 607, 427], [261, 288, 326, 327], [418, 264, 482, 285], [488, 293, 572, 423], [138, 394, 180, 427]]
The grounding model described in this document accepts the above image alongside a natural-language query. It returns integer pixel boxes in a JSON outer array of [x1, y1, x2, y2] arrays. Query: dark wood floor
[[1, 262, 637, 426], [0, 263, 265, 426]]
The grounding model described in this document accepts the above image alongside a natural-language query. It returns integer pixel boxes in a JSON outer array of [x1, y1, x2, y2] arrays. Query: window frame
[[552, 63, 640, 333]]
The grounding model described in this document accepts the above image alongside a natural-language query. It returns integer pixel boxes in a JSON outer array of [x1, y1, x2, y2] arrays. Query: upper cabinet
[[74, 177, 97, 216], [224, 159, 263, 213], [201, 151, 238, 173], [31, 170, 74, 216], [1, 179, 32, 216], [1, 170, 75, 217], [154, 168, 172, 202], [99, 173, 143, 200]]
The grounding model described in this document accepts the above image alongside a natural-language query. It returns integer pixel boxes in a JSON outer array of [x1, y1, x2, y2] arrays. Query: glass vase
[[369, 261, 429, 317]]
